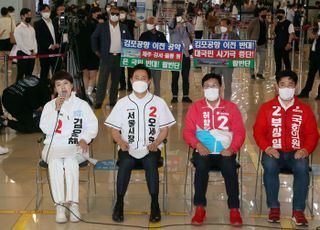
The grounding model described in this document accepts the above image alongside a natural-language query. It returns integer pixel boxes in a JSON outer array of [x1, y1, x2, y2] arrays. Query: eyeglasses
[[203, 84, 220, 89], [110, 12, 119, 16]]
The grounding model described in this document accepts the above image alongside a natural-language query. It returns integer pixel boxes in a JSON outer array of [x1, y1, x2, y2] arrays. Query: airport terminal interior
[[0, 0, 320, 229]]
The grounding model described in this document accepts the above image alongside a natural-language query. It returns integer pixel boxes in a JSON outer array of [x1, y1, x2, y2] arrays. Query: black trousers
[[119, 67, 132, 90], [195, 30, 203, 39], [192, 151, 240, 208], [96, 55, 121, 105], [16, 51, 35, 82], [274, 47, 291, 74], [171, 55, 190, 97], [116, 149, 161, 196], [39, 54, 61, 81], [300, 54, 320, 96]]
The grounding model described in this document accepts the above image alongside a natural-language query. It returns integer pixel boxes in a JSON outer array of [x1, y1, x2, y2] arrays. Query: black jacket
[[34, 18, 60, 54]]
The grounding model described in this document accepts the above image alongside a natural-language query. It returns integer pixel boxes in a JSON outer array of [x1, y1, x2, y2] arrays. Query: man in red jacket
[[253, 70, 319, 226], [183, 73, 245, 226]]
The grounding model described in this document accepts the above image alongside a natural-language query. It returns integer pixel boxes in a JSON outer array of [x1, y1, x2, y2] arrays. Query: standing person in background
[[298, 16, 320, 100], [248, 7, 268, 80], [139, 16, 167, 97], [7, 6, 16, 25], [14, 8, 37, 82], [85, 7, 103, 102], [91, 6, 131, 109], [193, 9, 205, 39], [168, 12, 194, 104], [0, 7, 15, 72], [271, 9, 295, 75], [118, 7, 140, 91], [34, 4, 61, 83], [211, 18, 240, 100]]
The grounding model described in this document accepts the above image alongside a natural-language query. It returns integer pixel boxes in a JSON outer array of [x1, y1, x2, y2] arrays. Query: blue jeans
[[262, 151, 309, 211]]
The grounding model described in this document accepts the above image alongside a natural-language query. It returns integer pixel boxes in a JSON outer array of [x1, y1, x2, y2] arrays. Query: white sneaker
[[0, 146, 9, 155], [55, 205, 67, 223], [69, 203, 81, 223]]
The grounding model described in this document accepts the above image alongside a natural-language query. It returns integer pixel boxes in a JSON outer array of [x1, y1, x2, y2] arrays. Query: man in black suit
[[34, 4, 61, 82], [91, 6, 131, 109]]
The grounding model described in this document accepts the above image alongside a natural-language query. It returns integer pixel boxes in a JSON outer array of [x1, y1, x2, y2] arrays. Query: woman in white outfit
[[40, 71, 98, 223]]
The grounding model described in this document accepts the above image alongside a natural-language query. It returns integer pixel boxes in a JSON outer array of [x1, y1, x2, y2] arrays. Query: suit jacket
[[210, 31, 240, 40], [91, 21, 131, 61], [34, 18, 60, 54], [247, 17, 269, 42]]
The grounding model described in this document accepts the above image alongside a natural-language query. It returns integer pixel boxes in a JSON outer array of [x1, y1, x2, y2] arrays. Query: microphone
[[57, 91, 67, 114]]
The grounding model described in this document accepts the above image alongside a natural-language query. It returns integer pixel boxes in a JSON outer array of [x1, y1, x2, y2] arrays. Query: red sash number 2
[[149, 106, 157, 117], [55, 119, 63, 134]]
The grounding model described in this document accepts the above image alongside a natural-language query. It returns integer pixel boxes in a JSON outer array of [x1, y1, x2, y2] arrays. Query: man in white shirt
[[14, 8, 37, 82], [34, 4, 61, 82], [91, 6, 131, 109], [105, 64, 176, 223]]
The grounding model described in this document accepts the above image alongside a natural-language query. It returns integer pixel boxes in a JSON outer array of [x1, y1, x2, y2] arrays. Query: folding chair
[[254, 149, 314, 216], [112, 139, 168, 212], [35, 136, 96, 212], [184, 146, 243, 213]]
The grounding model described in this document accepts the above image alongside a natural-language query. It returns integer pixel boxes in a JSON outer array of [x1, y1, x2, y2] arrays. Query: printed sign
[[193, 39, 256, 68], [121, 39, 183, 71]]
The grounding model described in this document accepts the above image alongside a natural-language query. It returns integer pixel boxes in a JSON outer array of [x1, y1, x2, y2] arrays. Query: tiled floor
[[1, 32, 320, 230]]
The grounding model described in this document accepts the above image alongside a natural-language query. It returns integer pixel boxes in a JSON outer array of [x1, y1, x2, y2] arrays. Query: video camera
[[59, 12, 80, 33]]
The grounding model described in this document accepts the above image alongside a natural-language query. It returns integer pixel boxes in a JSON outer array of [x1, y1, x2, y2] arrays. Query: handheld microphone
[[57, 91, 67, 114]]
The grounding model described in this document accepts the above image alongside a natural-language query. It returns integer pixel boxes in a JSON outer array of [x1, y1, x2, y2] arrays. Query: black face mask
[[25, 17, 32, 23], [277, 15, 283, 20], [261, 15, 267, 19]]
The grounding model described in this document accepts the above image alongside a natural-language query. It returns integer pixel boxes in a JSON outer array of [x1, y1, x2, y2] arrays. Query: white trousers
[[46, 154, 85, 204]]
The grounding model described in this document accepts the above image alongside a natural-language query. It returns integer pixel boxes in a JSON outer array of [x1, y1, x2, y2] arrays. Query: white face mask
[[132, 81, 148, 93], [279, 87, 295, 101], [110, 14, 119, 22], [204, 88, 220, 101], [146, 23, 155, 30], [176, 16, 182, 23], [119, 13, 126, 20], [220, 26, 228, 33], [42, 12, 51, 19], [106, 7, 111, 12]]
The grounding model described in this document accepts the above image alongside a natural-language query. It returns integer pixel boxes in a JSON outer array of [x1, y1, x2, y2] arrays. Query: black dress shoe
[[94, 103, 102, 109], [112, 202, 124, 222], [149, 202, 161, 223], [171, 97, 178, 103], [251, 74, 256, 79], [182, 97, 192, 103]]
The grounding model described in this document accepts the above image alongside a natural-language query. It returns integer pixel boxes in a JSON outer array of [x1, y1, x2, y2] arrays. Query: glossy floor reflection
[[1, 47, 320, 230]]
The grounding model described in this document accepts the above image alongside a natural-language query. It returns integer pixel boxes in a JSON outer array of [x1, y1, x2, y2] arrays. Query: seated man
[[105, 64, 176, 223], [183, 73, 245, 226], [253, 70, 319, 226], [2, 75, 51, 133]]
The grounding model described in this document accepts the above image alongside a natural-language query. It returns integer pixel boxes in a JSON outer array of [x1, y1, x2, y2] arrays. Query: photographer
[[298, 15, 320, 100], [2, 75, 51, 133]]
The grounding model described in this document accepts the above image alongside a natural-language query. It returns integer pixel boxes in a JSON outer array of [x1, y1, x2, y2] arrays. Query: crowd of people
[[0, 0, 319, 228]]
